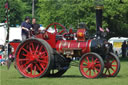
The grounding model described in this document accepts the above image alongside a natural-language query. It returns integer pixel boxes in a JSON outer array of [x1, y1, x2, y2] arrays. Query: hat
[[25, 16, 30, 20]]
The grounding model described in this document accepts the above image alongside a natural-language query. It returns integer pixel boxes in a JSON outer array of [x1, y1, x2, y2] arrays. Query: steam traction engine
[[9, 22, 120, 78], [8, 5, 120, 79]]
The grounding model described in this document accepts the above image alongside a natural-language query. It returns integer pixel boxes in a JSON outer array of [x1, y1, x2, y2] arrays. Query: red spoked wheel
[[15, 38, 54, 78], [45, 22, 67, 34], [79, 52, 104, 78], [102, 52, 120, 77]]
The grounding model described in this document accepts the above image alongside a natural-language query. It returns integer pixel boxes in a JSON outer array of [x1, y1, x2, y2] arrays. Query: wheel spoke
[[23, 63, 32, 72], [86, 57, 90, 63], [112, 65, 117, 67], [85, 69, 89, 73], [30, 64, 33, 75], [40, 63, 45, 69], [39, 46, 43, 52], [22, 61, 30, 67], [94, 58, 98, 63], [36, 64, 42, 73], [104, 68, 108, 74], [37, 59, 48, 64], [22, 48, 29, 53], [92, 57, 94, 62], [89, 70, 91, 76], [34, 65, 37, 75], [93, 69, 96, 75], [112, 60, 116, 63], [29, 47, 33, 53], [81, 65, 88, 68], [110, 67, 115, 71], [95, 64, 101, 67], [30, 42, 35, 51], [94, 67, 100, 72], [18, 59, 29, 61], [83, 61, 88, 64], [39, 51, 47, 57], [108, 69, 111, 75], [22, 53, 29, 57], [54, 24, 57, 33], [54, 24, 56, 29], [35, 45, 39, 54]]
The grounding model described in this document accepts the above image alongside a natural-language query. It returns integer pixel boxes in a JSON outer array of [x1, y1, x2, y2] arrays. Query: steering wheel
[[45, 22, 67, 35]]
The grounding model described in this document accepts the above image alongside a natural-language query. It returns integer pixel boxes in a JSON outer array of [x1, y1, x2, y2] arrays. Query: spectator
[[21, 16, 32, 41], [31, 18, 40, 34], [122, 41, 127, 58]]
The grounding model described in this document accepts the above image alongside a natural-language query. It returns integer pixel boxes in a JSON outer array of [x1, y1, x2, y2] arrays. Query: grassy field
[[0, 58, 128, 85]]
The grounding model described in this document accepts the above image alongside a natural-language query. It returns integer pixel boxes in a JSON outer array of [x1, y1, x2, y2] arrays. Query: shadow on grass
[[18, 75, 82, 79], [18, 74, 127, 79]]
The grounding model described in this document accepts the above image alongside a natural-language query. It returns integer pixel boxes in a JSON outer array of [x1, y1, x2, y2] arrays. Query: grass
[[0, 58, 128, 85]]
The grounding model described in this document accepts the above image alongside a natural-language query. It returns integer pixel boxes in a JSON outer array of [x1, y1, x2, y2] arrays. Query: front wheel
[[79, 52, 104, 78], [102, 52, 120, 77]]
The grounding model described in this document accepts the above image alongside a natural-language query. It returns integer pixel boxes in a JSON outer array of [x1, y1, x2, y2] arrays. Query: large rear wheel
[[15, 38, 54, 78], [79, 52, 104, 78]]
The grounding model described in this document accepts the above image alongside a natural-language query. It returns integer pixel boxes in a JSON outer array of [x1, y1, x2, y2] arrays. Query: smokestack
[[96, 5, 104, 37]]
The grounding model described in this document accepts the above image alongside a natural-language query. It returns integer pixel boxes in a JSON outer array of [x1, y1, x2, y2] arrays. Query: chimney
[[96, 5, 104, 37]]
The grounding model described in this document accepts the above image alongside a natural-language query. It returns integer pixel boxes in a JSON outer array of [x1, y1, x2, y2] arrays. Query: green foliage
[[0, 0, 6, 23], [37, 0, 128, 37], [0, 0, 31, 26], [0, 0, 128, 37]]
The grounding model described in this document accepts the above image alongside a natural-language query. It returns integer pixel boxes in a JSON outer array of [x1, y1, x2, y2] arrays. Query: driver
[[21, 16, 32, 41], [31, 18, 40, 34]]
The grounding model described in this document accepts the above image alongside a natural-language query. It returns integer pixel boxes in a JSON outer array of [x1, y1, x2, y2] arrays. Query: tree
[[37, 0, 128, 37], [0, 0, 31, 26]]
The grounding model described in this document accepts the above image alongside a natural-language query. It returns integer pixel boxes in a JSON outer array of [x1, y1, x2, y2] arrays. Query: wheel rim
[[80, 54, 102, 78], [103, 54, 118, 77], [16, 40, 49, 78]]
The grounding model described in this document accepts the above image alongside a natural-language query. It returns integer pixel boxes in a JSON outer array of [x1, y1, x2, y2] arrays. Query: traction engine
[[8, 22, 120, 78], [8, 5, 120, 79]]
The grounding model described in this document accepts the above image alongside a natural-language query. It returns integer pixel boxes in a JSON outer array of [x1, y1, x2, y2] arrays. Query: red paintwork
[[9, 42, 20, 55], [77, 29, 86, 41], [103, 53, 118, 77], [45, 22, 67, 34], [16, 40, 49, 78], [35, 32, 56, 48], [80, 54, 102, 78], [56, 40, 91, 54], [8, 22, 120, 78], [9, 22, 92, 57]]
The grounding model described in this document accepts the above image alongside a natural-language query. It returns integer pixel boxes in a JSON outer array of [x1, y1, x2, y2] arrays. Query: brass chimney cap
[[95, 5, 104, 10]]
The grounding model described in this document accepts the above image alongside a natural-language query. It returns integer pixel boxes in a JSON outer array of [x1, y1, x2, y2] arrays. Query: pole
[[6, 0, 9, 43], [32, 0, 35, 17], [4, 0, 11, 69], [4, 0, 10, 49]]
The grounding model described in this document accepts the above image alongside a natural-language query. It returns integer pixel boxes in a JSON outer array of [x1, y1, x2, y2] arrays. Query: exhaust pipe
[[96, 5, 104, 37]]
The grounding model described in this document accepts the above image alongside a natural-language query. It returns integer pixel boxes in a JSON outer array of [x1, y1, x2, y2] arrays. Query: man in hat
[[21, 16, 32, 41]]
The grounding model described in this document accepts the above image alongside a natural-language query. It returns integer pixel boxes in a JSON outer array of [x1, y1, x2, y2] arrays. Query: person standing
[[31, 18, 40, 34], [21, 16, 32, 41], [122, 41, 127, 58]]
